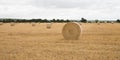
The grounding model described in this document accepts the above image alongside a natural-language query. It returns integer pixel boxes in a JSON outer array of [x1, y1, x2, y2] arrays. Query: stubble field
[[0, 23, 120, 60]]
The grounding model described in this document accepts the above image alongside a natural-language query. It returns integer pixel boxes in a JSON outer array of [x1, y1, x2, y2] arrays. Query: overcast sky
[[0, 0, 120, 20]]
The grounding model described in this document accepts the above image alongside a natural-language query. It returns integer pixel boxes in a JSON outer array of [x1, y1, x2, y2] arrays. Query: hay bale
[[97, 22, 100, 25], [111, 22, 114, 24], [32, 23, 36, 26], [46, 23, 52, 29], [0, 22, 3, 25], [62, 22, 81, 40], [10, 23, 15, 26]]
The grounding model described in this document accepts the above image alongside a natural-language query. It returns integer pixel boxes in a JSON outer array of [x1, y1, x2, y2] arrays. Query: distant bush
[[116, 19, 120, 23]]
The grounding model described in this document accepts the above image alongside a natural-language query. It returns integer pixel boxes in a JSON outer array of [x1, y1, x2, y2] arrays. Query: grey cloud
[[31, 0, 96, 8], [31, 0, 120, 10], [0, 0, 32, 6], [0, 0, 120, 19]]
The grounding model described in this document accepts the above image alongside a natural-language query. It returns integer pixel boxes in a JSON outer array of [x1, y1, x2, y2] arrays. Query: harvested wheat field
[[0, 23, 120, 60]]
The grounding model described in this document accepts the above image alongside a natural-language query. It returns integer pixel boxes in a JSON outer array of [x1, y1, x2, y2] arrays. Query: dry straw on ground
[[62, 22, 81, 40], [79, 22, 82, 25], [0, 23, 120, 60]]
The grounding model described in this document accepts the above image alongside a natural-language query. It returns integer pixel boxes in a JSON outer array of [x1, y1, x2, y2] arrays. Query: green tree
[[95, 19, 99, 23], [80, 18, 87, 23], [116, 19, 120, 23]]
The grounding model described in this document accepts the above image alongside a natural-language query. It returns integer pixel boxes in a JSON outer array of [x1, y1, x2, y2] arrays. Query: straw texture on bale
[[46, 23, 52, 29], [62, 22, 81, 40]]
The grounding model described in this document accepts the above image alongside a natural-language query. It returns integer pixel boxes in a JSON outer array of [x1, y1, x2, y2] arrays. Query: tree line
[[0, 18, 120, 23], [0, 18, 70, 23]]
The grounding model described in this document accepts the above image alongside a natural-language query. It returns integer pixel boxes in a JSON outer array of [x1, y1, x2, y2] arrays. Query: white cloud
[[0, 0, 120, 20]]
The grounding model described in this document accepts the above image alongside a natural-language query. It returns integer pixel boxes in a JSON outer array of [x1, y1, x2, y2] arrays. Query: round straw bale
[[32, 23, 35, 26], [10, 23, 15, 26], [97, 22, 100, 25], [0, 22, 3, 25], [111, 22, 114, 24], [46, 23, 52, 29], [62, 22, 81, 40]]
